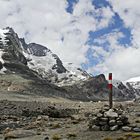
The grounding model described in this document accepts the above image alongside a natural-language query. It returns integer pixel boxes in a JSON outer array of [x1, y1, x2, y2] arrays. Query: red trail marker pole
[[108, 73, 113, 108]]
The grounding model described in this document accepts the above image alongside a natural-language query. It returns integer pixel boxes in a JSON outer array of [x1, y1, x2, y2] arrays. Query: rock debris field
[[0, 99, 140, 140]]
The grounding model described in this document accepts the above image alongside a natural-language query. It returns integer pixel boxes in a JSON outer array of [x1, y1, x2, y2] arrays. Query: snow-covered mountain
[[0, 28, 9, 73], [125, 77, 140, 98], [0, 27, 90, 87], [20, 41, 90, 86], [112, 78, 140, 99], [126, 76, 140, 89], [0, 27, 139, 101]]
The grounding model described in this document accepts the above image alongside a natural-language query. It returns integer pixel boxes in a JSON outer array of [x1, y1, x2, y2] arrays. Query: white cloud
[[108, 0, 140, 47], [87, 31, 140, 81], [0, 0, 114, 66], [89, 47, 140, 81], [86, 0, 140, 81], [105, 47, 140, 81]]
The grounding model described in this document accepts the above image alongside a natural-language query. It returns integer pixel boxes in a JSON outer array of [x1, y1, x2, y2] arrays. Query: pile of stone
[[88, 107, 129, 131]]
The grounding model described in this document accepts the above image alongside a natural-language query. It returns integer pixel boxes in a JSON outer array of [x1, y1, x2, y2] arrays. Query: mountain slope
[[0, 27, 138, 101], [0, 27, 68, 99], [126, 76, 140, 89], [125, 77, 140, 98], [20, 39, 90, 86]]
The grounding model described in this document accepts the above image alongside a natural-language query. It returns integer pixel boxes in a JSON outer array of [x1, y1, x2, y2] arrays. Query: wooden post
[[108, 73, 113, 109]]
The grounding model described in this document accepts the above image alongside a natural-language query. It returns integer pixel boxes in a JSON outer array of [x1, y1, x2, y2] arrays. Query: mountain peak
[[0, 28, 10, 46]]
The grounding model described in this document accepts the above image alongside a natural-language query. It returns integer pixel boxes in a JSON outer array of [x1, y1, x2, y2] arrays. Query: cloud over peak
[[0, 0, 140, 81]]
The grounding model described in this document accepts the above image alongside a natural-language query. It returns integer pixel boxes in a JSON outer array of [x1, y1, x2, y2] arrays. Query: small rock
[[135, 112, 140, 117], [43, 116, 49, 121], [100, 117, 108, 122], [133, 127, 140, 132], [52, 134, 61, 140], [90, 125, 100, 131], [97, 113, 103, 117], [71, 115, 81, 121], [88, 117, 99, 127], [67, 133, 77, 138], [116, 110, 123, 115], [116, 121, 123, 126], [122, 126, 132, 132], [102, 105, 109, 111], [99, 121, 107, 125], [128, 124, 137, 128], [119, 116, 129, 124], [44, 136, 49, 140], [37, 116, 42, 121], [109, 120, 116, 126], [103, 107, 109, 111], [104, 109, 118, 118], [4, 129, 36, 139], [99, 109, 105, 114], [110, 125, 119, 131], [101, 125, 110, 131]]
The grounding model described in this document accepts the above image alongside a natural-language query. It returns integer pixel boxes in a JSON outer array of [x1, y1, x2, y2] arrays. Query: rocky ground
[[0, 94, 139, 140]]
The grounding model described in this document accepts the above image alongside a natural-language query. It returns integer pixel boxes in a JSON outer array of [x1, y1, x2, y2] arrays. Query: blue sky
[[66, 0, 133, 74]]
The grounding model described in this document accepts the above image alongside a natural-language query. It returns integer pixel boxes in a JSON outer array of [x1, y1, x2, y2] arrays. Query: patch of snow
[[27, 51, 57, 79], [57, 63, 90, 86], [0, 50, 4, 64], [125, 76, 140, 90], [112, 79, 122, 88], [20, 42, 31, 61], [126, 76, 140, 82], [0, 28, 9, 45], [113, 79, 130, 89], [64, 63, 89, 80], [0, 49, 7, 74], [0, 67, 7, 74]]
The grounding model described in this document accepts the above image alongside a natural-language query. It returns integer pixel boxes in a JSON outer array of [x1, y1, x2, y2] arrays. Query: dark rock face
[[19, 38, 28, 50], [0, 61, 3, 69], [52, 54, 67, 73], [28, 43, 50, 56], [126, 82, 140, 97], [63, 74, 109, 101], [1, 27, 27, 67], [113, 82, 136, 100]]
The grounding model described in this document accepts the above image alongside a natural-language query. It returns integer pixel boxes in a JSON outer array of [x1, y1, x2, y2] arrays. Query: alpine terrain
[[0, 27, 139, 101], [0, 27, 140, 140]]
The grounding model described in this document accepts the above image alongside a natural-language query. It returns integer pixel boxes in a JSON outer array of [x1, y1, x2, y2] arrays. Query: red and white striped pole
[[108, 73, 113, 108]]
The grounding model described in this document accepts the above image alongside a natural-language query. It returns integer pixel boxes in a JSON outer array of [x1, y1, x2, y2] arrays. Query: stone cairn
[[88, 106, 130, 131]]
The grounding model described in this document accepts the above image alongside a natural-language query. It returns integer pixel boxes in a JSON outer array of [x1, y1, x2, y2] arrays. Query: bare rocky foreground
[[0, 94, 140, 140]]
